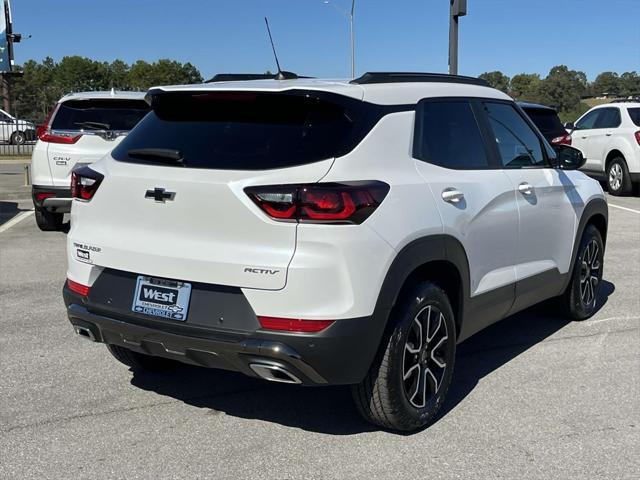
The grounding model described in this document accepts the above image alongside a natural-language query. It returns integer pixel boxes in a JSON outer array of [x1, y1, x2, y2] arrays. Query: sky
[[11, 0, 640, 81]]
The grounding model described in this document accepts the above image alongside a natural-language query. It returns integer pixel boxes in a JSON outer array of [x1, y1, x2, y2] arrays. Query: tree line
[[7, 56, 203, 122], [479, 67, 640, 122], [5, 56, 640, 124]]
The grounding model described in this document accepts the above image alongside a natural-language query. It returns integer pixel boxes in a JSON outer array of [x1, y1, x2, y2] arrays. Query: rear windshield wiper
[[127, 148, 185, 166], [75, 121, 111, 130]]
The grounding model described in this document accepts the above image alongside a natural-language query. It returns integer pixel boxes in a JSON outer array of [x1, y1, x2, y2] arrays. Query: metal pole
[[448, 6, 458, 75], [350, 0, 355, 78]]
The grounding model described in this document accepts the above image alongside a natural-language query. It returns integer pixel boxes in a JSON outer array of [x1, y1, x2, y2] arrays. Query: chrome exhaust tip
[[73, 325, 96, 342], [249, 363, 302, 384]]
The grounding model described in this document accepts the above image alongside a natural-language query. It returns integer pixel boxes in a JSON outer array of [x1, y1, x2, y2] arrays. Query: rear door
[[588, 107, 622, 163], [413, 98, 518, 322], [47, 99, 149, 186], [70, 90, 366, 290], [571, 109, 602, 171], [481, 101, 578, 310]]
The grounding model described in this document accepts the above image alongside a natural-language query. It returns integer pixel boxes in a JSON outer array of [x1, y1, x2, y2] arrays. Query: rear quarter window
[[112, 91, 387, 170], [52, 99, 150, 132], [628, 108, 640, 127]]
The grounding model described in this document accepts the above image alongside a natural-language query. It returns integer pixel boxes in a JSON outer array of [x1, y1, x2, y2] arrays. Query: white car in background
[[567, 102, 640, 195], [0, 108, 36, 144], [31, 91, 150, 230]]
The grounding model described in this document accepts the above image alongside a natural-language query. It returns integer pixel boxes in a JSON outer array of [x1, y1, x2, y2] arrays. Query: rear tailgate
[[47, 98, 149, 186], [71, 157, 332, 290], [69, 89, 366, 290]]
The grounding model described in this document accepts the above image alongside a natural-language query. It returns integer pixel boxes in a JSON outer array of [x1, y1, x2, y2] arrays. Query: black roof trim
[[350, 72, 489, 87], [517, 101, 557, 112], [206, 72, 311, 83]]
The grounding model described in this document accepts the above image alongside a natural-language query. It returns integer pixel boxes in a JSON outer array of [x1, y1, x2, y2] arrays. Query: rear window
[[112, 91, 375, 170], [52, 99, 150, 132], [522, 108, 565, 137], [628, 108, 640, 127]]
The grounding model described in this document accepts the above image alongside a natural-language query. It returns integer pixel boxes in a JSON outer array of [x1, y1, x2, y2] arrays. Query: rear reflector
[[35, 192, 55, 201], [67, 279, 90, 296], [245, 181, 389, 224], [257, 316, 334, 333]]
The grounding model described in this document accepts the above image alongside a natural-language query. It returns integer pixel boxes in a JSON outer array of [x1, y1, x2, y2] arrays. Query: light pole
[[324, 0, 355, 78], [448, 0, 467, 75]]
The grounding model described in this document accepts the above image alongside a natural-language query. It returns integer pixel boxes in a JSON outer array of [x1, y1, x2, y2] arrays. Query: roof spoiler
[[350, 72, 489, 87], [206, 72, 308, 83]]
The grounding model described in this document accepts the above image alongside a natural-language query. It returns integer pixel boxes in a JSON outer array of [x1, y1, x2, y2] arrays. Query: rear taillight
[[257, 316, 334, 333], [37, 104, 82, 144], [245, 181, 390, 224], [38, 131, 82, 144], [635, 131, 640, 146], [551, 134, 572, 145], [67, 279, 90, 296], [71, 166, 104, 201]]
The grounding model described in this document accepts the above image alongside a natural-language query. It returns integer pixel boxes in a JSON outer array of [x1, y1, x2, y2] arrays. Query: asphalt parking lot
[[0, 161, 638, 479]]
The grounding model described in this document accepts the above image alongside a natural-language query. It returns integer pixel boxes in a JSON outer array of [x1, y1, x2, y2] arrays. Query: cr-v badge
[[145, 188, 175, 203]]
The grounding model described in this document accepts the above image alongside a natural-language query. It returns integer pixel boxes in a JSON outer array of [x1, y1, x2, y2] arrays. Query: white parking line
[[608, 203, 640, 214], [0, 210, 34, 234]]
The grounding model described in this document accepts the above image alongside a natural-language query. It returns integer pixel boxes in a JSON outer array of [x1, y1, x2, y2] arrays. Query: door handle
[[581, 136, 588, 139], [442, 188, 465, 203], [605, 132, 612, 136], [518, 182, 534, 196]]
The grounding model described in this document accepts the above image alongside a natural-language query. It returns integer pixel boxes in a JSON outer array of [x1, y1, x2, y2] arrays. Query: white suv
[[63, 73, 608, 431], [569, 102, 640, 195], [31, 91, 149, 231]]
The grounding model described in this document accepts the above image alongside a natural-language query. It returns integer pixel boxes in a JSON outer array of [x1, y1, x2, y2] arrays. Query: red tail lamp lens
[[551, 134, 572, 146], [38, 131, 82, 144], [35, 192, 55, 201], [257, 316, 334, 333], [67, 279, 90, 296], [71, 166, 104, 201], [245, 182, 389, 224]]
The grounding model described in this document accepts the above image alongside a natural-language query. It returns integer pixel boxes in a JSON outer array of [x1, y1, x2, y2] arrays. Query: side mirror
[[553, 144, 585, 170], [564, 122, 575, 132]]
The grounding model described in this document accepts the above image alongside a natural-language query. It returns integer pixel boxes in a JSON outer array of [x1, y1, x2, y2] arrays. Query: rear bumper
[[63, 281, 385, 386], [32, 185, 72, 213]]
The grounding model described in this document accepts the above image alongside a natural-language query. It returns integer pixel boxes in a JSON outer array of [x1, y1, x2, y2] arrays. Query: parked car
[[0, 108, 36, 145], [63, 73, 607, 432], [566, 102, 640, 195], [518, 102, 571, 146], [31, 91, 150, 231]]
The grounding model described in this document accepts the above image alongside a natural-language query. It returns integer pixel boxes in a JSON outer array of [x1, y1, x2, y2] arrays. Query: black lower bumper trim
[[32, 185, 72, 213], [67, 303, 329, 385]]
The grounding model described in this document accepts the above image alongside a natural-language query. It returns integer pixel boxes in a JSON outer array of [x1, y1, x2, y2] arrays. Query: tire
[[561, 224, 604, 320], [34, 208, 63, 231], [106, 344, 177, 372], [352, 282, 456, 431], [606, 157, 632, 196], [10, 131, 26, 145]]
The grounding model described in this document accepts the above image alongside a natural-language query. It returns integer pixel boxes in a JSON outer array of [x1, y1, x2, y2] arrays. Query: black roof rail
[[610, 98, 640, 103], [206, 72, 309, 83], [350, 72, 489, 87]]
